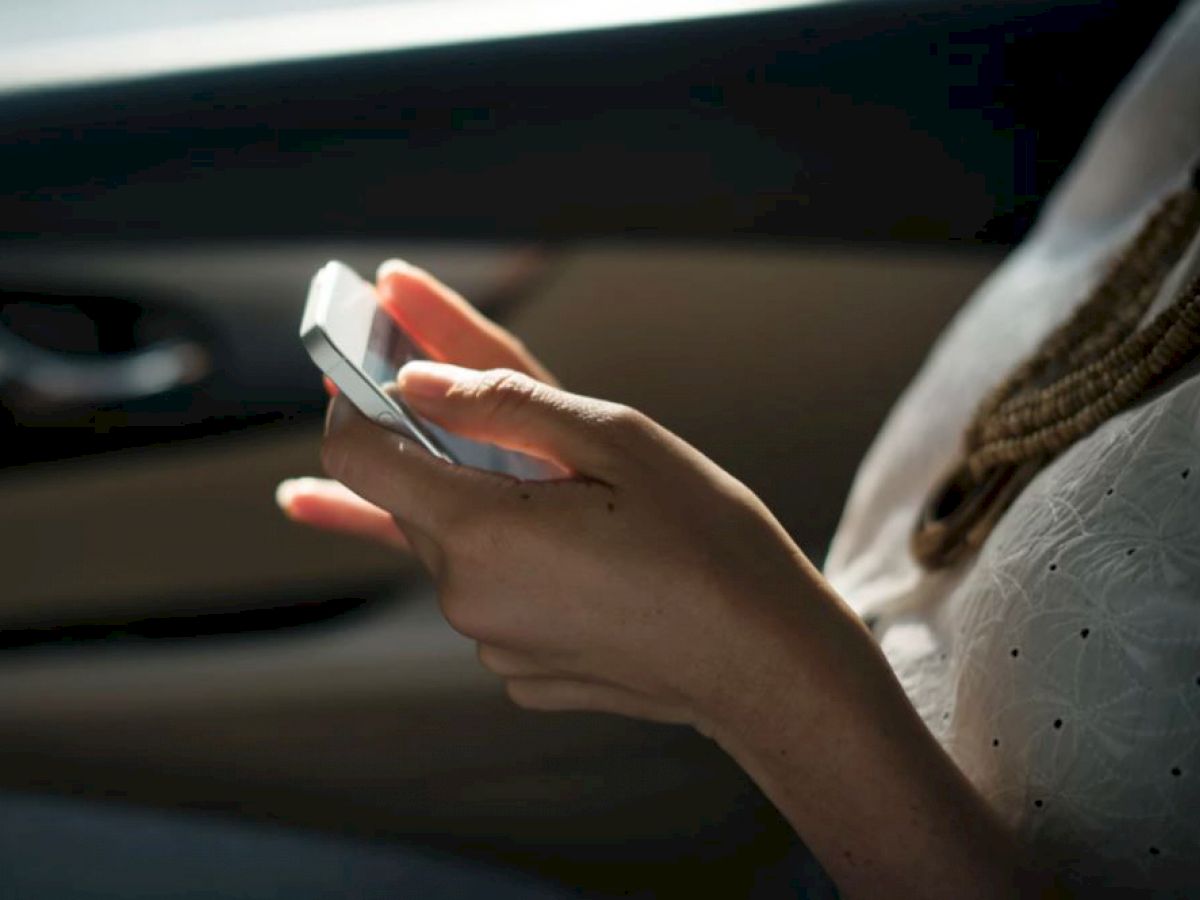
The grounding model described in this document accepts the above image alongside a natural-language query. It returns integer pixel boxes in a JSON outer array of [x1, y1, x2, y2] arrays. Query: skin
[[276, 260, 1061, 898]]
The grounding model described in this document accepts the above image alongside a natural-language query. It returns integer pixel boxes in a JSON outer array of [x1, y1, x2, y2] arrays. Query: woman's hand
[[278, 259, 839, 728], [276, 259, 557, 550], [317, 357, 847, 732]]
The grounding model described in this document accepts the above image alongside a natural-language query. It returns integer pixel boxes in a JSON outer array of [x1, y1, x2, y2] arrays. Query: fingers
[[321, 393, 503, 535], [475, 644, 694, 725], [503, 677, 694, 726], [476, 644, 552, 679], [395, 362, 641, 476], [275, 477, 409, 551], [376, 259, 557, 384]]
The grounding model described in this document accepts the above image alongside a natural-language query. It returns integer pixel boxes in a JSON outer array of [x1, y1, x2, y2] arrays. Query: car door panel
[[0, 0, 1178, 893]]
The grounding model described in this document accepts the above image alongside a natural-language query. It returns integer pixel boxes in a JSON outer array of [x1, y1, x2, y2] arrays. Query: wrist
[[697, 556, 878, 747]]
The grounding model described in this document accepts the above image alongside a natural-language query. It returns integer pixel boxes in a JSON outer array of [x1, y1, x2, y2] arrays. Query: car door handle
[[0, 323, 211, 408]]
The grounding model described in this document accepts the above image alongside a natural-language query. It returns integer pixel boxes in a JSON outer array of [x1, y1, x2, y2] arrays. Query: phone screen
[[360, 306, 555, 480]]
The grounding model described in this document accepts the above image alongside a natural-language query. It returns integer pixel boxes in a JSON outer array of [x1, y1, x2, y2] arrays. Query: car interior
[[0, 0, 1183, 895]]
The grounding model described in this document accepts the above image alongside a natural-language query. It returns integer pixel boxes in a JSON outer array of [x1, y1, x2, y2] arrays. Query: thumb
[[395, 361, 638, 476]]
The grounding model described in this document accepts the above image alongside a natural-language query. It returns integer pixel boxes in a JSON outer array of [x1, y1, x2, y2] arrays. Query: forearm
[[704, 571, 1045, 899]]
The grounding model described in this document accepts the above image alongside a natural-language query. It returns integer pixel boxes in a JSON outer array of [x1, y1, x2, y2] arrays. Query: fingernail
[[376, 258, 421, 283], [397, 360, 473, 400], [275, 478, 300, 511]]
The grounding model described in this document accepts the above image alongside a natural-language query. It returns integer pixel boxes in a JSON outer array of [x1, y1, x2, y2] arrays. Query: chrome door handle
[[0, 324, 211, 408]]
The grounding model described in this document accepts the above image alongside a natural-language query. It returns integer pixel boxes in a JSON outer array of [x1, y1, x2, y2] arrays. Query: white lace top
[[823, 3, 1200, 893]]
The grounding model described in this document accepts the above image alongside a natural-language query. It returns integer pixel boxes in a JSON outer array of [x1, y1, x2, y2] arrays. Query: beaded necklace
[[913, 164, 1200, 569]]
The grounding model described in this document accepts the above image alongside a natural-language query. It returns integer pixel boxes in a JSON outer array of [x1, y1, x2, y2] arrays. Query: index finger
[[376, 260, 556, 383]]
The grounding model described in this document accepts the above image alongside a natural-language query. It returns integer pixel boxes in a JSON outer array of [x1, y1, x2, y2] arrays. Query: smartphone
[[300, 260, 557, 480]]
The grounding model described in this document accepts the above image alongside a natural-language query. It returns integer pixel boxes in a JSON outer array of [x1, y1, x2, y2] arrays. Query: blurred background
[[0, 0, 1183, 896]]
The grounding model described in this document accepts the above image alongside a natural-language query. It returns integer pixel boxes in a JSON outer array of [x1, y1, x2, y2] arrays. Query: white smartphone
[[300, 260, 557, 480]]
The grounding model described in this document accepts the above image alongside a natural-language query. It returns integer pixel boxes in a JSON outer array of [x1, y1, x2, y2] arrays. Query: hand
[[276, 259, 557, 549], [314, 359, 851, 733]]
